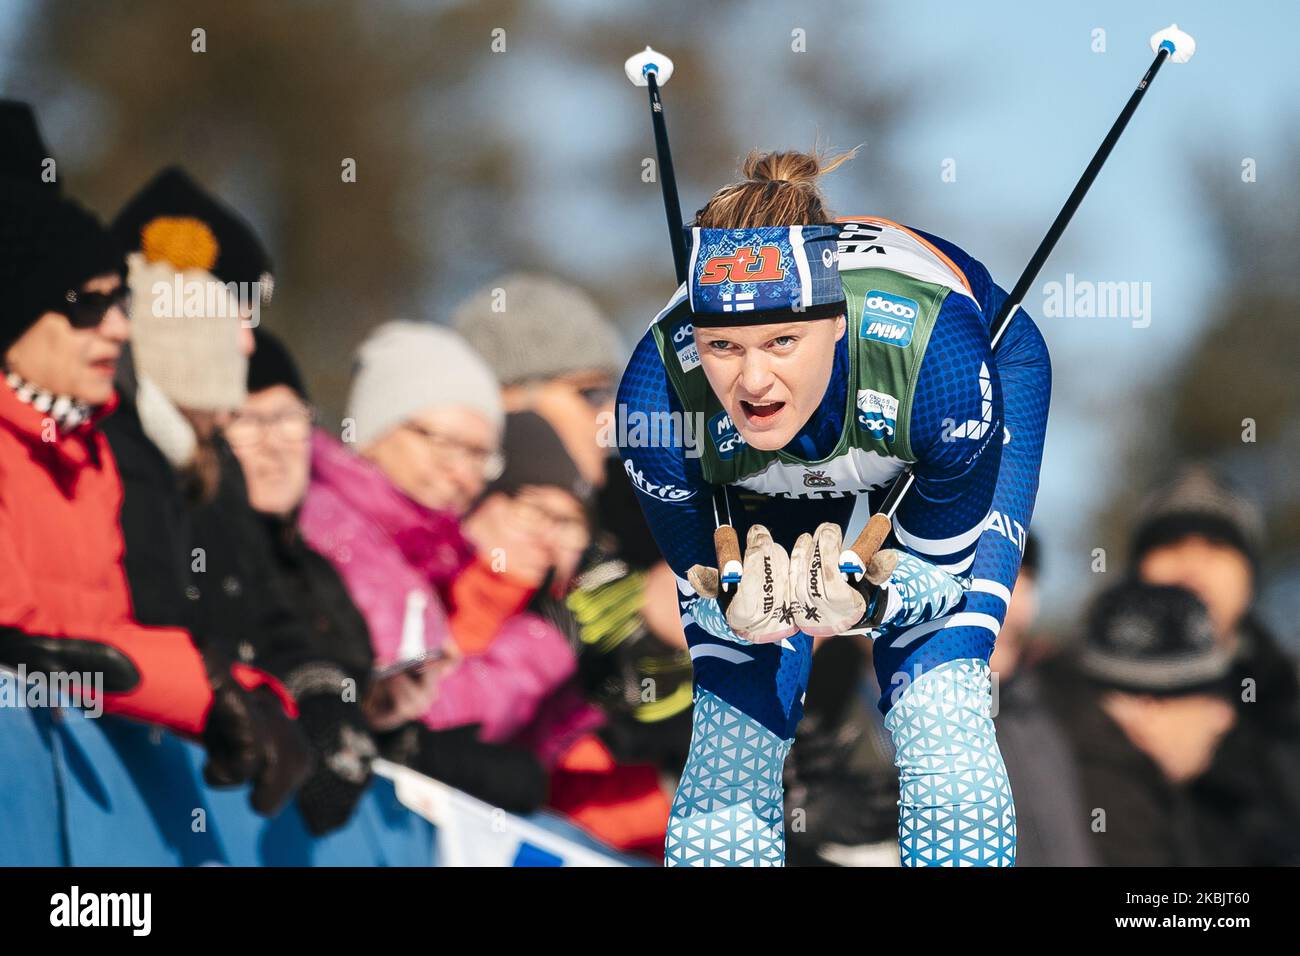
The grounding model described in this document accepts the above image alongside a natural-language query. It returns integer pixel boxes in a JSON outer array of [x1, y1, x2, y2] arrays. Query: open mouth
[[740, 399, 786, 422]]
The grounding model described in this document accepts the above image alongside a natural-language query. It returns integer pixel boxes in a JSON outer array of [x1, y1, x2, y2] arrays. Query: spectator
[[227, 328, 383, 831], [565, 470, 695, 772], [104, 166, 319, 815], [454, 274, 694, 773], [0, 112, 302, 816], [988, 536, 1097, 866], [1131, 464, 1300, 862], [233, 328, 546, 820], [453, 273, 620, 489], [299, 322, 576, 784], [460, 411, 671, 856], [1056, 580, 1281, 865]]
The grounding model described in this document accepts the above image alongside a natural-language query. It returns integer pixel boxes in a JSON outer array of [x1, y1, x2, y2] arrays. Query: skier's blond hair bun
[[694, 147, 857, 229]]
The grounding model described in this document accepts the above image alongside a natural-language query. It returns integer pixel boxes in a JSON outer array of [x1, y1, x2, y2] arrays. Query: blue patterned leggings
[[665, 657, 1015, 867]]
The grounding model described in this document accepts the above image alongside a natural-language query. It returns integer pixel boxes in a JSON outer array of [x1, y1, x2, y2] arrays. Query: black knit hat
[[248, 327, 308, 401], [111, 166, 273, 299], [488, 411, 593, 504], [0, 100, 59, 193], [1131, 464, 1263, 574], [1079, 580, 1234, 697], [0, 186, 124, 355]]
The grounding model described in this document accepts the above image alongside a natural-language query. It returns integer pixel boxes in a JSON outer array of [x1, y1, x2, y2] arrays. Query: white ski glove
[[789, 523, 969, 637], [789, 522, 869, 638], [687, 524, 797, 644]]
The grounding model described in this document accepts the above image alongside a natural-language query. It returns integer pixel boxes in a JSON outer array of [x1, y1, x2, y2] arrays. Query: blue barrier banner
[[0, 685, 433, 867], [1, 681, 639, 867]]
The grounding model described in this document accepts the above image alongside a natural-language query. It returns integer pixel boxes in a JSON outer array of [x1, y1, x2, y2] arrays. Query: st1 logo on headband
[[699, 246, 787, 285]]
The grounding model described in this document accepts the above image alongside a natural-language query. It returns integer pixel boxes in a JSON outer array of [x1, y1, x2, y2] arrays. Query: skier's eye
[[707, 340, 734, 353], [770, 335, 797, 349]]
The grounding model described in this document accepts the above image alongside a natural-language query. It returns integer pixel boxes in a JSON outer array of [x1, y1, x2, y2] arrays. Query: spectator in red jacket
[[0, 104, 306, 815]]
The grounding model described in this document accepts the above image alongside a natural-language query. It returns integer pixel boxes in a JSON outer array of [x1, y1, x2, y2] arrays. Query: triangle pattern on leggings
[[886, 658, 1017, 867], [665, 690, 792, 867]]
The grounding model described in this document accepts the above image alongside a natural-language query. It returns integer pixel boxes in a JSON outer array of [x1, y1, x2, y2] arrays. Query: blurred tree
[[10, 0, 910, 415]]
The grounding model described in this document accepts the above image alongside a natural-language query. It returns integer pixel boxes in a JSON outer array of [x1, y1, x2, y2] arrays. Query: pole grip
[[846, 513, 893, 568], [714, 525, 741, 573]]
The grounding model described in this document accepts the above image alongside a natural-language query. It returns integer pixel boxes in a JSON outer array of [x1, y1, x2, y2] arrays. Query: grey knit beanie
[[451, 272, 623, 385], [345, 320, 503, 451], [1131, 464, 1264, 572]]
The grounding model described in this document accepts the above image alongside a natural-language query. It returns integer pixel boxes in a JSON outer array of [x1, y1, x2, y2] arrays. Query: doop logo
[[860, 289, 919, 348], [709, 409, 747, 460]]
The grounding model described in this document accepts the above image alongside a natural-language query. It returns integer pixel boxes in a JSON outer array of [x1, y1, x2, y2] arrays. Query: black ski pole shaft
[[990, 46, 1170, 349], [645, 70, 688, 284], [849, 38, 1185, 567]]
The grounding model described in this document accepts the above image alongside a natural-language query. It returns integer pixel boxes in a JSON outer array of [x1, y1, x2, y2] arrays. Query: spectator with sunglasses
[[0, 108, 304, 818], [300, 321, 585, 768]]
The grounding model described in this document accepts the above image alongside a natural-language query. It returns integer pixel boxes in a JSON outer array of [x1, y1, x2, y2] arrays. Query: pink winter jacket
[[299, 430, 580, 742]]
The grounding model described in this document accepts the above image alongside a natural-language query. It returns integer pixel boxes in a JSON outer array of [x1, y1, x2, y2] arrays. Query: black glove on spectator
[[0, 627, 141, 694], [290, 665, 377, 836], [202, 660, 312, 816]]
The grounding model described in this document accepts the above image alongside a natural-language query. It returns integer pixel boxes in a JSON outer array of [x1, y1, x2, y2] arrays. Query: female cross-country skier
[[616, 149, 1051, 866]]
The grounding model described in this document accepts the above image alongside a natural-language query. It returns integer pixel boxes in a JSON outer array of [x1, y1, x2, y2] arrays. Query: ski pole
[[840, 23, 1197, 579], [625, 46, 743, 592]]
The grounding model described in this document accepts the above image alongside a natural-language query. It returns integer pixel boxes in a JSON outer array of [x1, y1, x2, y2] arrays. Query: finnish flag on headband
[[687, 224, 846, 327]]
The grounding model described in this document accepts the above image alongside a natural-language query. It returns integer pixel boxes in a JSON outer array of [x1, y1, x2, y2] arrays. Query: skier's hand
[[847, 548, 966, 632], [789, 523, 869, 638], [718, 525, 799, 643]]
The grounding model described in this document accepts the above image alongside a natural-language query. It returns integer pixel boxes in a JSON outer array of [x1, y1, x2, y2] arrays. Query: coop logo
[[671, 318, 700, 372], [709, 410, 747, 459], [698, 246, 786, 285], [855, 388, 900, 442], [860, 290, 918, 347]]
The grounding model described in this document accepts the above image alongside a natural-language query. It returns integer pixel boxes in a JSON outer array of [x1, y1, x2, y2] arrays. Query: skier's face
[[695, 315, 845, 451]]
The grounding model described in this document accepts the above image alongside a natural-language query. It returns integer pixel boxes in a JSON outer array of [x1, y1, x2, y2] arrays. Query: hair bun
[[742, 150, 823, 187], [695, 146, 858, 229]]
